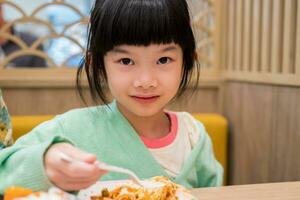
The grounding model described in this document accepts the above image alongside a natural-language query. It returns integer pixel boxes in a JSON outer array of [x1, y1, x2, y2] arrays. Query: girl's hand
[[44, 143, 107, 191]]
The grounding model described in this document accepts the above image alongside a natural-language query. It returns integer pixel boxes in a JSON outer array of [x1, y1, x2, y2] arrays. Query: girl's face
[[104, 43, 183, 118]]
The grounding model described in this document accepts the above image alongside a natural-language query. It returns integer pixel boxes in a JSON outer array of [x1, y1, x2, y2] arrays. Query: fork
[[58, 152, 144, 187]]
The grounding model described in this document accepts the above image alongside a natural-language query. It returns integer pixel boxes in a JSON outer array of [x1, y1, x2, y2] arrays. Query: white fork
[[58, 152, 144, 187]]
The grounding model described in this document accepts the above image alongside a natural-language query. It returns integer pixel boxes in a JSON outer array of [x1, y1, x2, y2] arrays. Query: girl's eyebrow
[[111, 48, 129, 54], [161, 46, 178, 52]]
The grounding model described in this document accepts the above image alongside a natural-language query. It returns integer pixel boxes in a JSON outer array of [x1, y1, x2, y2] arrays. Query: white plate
[[78, 180, 195, 200]]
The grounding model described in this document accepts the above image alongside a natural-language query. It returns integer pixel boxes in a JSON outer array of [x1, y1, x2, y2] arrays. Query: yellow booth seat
[[11, 115, 54, 141], [11, 113, 228, 184]]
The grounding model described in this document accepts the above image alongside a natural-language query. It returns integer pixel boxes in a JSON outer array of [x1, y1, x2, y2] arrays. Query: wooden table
[[191, 181, 300, 199]]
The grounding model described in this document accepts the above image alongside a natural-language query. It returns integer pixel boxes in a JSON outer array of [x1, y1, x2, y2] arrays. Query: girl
[[0, 0, 223, 193]]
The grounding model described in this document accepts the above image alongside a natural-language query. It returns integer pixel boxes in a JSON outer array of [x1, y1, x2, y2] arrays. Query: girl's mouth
[[131, 95, 160, 104]]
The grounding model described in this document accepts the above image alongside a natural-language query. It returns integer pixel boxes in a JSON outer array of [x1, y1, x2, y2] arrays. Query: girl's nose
[[133, 69, 158, 89]]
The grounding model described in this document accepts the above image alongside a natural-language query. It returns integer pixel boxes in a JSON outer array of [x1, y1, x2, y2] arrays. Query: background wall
[[224, 81, 300, 185], [221, 0, 300, 185]]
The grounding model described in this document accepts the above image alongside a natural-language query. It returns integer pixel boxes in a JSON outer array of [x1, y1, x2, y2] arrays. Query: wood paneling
[[242, 0, 252, 72], [261, 0, 272, 73], [270, 0, 284, 73], [224, 81, 300, 185], [169, 87, 221, 113], [223, 82, 244, 184], [227, 0, 236, 71], [282, 0, 297, 74], [234, 0, 243, 72], [223, 0, 300, 86], [239, 83, 273, 183], [269, 86, 300, 182], [2, 88, 89, 115], [251, 0, 262, 72], [296, 0, 300, 75]]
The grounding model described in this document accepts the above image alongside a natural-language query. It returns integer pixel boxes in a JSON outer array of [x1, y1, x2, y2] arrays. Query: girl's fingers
[[54, 162, 107, 180], [56, 179, 99, 191], [53, 143, 97, 163], [55, 152, 108, 178], [57, 143, 97, 164], [54, 170, 102, 186], [47, 163, 105, 191], [50, 166, 103, 191]]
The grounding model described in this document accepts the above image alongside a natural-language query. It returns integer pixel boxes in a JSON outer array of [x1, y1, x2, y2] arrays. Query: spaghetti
[[90, 176, 191, 200]]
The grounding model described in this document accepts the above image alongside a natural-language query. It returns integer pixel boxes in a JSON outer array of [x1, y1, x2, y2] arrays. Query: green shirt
[[0, 101, 222, 194], [0, 89, 13, 149]]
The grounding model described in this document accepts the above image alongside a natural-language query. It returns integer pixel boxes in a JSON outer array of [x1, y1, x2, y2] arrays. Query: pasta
[[4, 177, 194, 200], [89, 176, 192, 200]]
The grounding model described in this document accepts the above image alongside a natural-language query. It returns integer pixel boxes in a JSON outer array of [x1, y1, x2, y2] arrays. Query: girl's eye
[[119, 58, 134, 65], [157, 57, 171, 64]]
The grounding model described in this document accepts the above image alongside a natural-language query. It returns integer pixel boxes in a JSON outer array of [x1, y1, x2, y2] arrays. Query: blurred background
[[0, 0, 299, 187], [0, 0, 93, 67]]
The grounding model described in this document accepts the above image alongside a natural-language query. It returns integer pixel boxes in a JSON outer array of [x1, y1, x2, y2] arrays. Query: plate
[[78, 180, 195, 200]]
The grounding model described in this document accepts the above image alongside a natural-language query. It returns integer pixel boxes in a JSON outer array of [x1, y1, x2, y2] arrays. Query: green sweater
[[0, 101, 223, 194]]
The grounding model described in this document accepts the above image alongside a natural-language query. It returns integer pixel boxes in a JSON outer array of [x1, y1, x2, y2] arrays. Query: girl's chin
[[117, 99, 166, 117]]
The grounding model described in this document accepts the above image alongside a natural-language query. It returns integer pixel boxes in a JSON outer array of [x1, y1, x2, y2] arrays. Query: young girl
[[0, 0, 222, 193]]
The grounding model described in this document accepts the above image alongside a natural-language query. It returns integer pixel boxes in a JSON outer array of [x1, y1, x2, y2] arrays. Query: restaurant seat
[[11, 115, 54, 141], [11, 113, 228, 184]]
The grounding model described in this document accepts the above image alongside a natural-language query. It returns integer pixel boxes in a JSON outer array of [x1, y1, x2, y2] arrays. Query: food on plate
[[4, 186, 34, 200], [4, 187, 75, 200], [4, 177, 194, 200], [89, 176, 194, 200]]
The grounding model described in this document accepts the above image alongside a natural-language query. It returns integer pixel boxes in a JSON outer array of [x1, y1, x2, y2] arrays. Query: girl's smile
[[130, 95, 160, 104]]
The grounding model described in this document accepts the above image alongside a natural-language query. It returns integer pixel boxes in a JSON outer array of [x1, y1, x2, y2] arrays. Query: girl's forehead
[[111, 43, 181, 52]]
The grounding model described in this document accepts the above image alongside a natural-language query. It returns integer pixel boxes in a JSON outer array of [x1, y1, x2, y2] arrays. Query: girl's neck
[[116, 103, 170, 139]]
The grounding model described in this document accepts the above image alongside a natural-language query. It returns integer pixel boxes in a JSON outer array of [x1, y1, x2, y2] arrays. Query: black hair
[[77, 0, 200, 105]]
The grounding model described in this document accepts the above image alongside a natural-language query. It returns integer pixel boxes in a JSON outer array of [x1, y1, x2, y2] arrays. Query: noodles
[[5, 177, 194, 200], [89, 176, 190, 200]]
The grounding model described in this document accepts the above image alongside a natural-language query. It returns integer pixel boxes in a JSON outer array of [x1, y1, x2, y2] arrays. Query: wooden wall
[[2, 87, 87, 115], [220, 0, 300, 185], [222, 0, 300, 86], [224, 81, 300, 185]]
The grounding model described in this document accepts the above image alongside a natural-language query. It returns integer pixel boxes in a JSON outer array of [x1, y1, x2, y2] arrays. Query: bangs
[[93, 0, 190, 52]]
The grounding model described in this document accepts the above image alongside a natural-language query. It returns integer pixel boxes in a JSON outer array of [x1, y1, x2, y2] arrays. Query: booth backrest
[[11, 115, 54, 140]]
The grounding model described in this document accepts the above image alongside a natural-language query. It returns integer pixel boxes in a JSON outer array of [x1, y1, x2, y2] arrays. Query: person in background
[[0, 3, 46, 68], [0, 89, 13, 150], [0, 0, 223, 193]]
